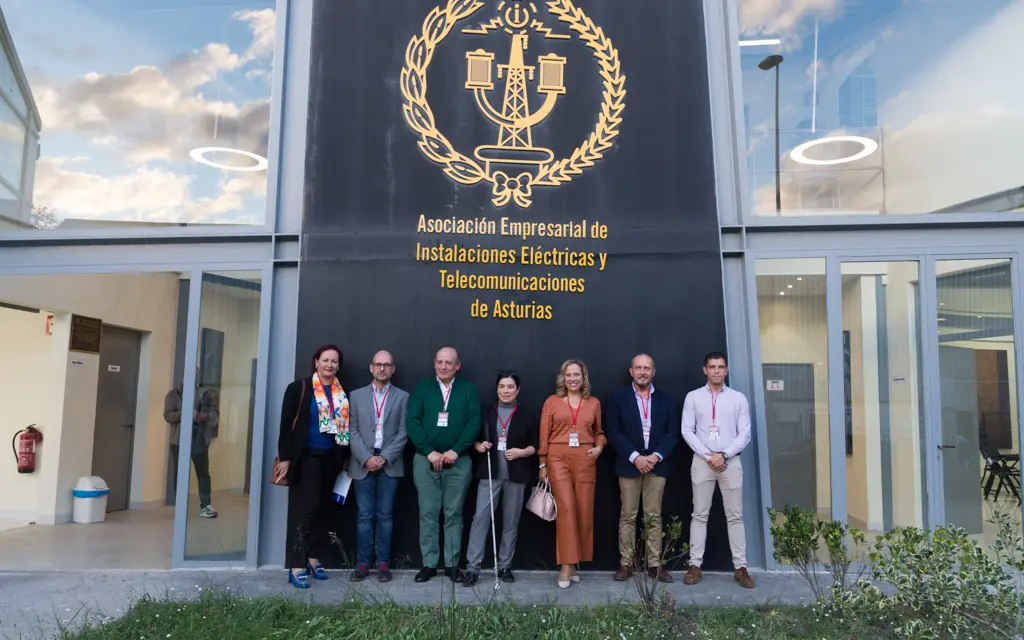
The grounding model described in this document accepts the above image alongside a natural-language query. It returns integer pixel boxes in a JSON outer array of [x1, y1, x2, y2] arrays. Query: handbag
[[526, 478, 557, 522], [270, 380, 306, 486]]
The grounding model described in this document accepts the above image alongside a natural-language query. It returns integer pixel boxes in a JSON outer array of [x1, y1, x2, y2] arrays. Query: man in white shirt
[[680, 351, 754, 589]]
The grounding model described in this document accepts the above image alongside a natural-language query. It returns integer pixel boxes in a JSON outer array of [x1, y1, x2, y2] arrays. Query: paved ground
[[0, 568, 816, 639]]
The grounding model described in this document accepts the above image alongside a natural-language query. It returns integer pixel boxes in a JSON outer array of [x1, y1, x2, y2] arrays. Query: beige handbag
[[526, 478, 557, 521]]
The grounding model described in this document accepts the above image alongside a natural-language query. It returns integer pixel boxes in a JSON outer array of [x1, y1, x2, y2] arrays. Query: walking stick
[[486, 448, 501, 591]]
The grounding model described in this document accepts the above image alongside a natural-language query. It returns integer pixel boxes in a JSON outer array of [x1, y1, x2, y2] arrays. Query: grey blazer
[[347, 383, 410, 480]]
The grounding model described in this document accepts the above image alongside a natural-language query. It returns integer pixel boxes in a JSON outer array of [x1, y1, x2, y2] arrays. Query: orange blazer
[[539, 395, 607, 461]]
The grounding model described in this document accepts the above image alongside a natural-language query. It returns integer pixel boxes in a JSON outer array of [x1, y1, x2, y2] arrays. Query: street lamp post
[[758, 54, 784, 215]]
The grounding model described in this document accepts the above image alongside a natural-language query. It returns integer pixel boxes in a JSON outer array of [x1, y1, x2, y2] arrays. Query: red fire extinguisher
[[12, 425, 43, 474]]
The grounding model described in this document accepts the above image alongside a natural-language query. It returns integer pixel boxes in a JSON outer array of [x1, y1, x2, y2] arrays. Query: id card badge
[[437, 412, 449, 427], [709, 424, 720, 440], [497, 438, 507, 452], [568, 432, 580, 448]]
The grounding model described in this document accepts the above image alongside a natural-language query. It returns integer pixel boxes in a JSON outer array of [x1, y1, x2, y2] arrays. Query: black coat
[[277, 377, 348, 483], [605, 386, 679, 478], [474, 404, 539, 485]]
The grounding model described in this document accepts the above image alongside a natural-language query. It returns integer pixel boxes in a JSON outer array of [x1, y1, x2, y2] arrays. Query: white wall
[[0, 273, 179, 525]]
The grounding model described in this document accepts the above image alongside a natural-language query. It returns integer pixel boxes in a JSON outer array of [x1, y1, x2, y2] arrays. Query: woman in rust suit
[[538, 358, 606, 588]]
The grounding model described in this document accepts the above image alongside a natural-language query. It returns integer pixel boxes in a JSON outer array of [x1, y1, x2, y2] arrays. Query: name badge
[[497, 439, 507, 452], [437, 412, 449, 427], [568, 432, 580, 448], [709, 424, 720, 440]]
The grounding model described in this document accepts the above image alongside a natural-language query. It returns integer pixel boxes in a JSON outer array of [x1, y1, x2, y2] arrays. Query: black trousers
[[170, 445, 212, 508], [287, 449, 338, 569]]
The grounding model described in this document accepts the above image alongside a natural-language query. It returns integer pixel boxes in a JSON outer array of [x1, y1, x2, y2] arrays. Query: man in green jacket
[[407, 346, 481, 583]]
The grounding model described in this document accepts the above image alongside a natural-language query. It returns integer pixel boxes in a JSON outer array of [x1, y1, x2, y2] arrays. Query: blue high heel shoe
[[288, 570, 311, 589], [307, 562, 329, 580]]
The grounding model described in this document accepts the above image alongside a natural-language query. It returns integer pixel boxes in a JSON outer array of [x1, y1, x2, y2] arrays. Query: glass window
[[936, 259, 1020, 548], [0, 94, 25, 193], [184, 271, 262, 562], [841, 262, 927, 540], [1, 1, 277, 231], [0, 45, 28, 118], [756, 258, 831, 520], [737, 0, 1024, 216]]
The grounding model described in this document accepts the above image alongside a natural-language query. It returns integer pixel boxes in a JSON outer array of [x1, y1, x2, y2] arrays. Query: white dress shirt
[[372, 382, 391, 449], [681, 384, 750, 459], [627, 383, 664, 463]]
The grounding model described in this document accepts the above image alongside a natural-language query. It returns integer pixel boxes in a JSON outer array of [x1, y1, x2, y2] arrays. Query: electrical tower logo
[[401, 0, 626, 209]]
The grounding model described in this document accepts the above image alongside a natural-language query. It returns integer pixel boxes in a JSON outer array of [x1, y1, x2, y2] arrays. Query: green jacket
[[406, 377, 481, 456]]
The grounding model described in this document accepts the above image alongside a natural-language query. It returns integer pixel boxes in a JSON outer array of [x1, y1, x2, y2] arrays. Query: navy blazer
[[605, 385, 679, 478]]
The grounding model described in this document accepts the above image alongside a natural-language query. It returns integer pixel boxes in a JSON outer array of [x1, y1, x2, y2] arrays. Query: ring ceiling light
[[189, 147, 268, 172], [789, 136, 878, 166]]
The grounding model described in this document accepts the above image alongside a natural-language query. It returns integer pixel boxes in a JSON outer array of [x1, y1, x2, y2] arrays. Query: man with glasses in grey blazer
[[347, 350, 409, 583]]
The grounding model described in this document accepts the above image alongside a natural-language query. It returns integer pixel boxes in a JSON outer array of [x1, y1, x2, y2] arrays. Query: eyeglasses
[[371, 362, 395, 369]]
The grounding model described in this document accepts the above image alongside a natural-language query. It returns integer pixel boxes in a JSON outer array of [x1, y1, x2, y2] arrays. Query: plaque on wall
[[69, 315, 102, 354]]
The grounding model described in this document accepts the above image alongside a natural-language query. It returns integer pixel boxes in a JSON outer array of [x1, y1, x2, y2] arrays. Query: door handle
[[937, 444, 956, 449], [123, 424, 135, 429]]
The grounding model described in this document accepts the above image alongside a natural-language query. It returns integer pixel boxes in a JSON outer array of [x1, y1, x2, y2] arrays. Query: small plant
[[767, 505, 865, 601], [629, 514, 688, 616]]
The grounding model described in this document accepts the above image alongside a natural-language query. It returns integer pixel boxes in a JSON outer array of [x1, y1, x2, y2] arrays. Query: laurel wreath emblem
[[400, 0, 626, 208]]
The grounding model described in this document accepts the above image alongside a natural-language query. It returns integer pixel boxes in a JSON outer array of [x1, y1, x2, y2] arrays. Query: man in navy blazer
[[605, 353, 678, 583]]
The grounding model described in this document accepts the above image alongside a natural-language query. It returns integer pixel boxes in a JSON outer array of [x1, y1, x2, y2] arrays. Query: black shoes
[[444, 567, 463, 583], [498, 568, 515, 583], [461, 571, 479, 587], [414, 567, 437, 583], [349, 564, 370, 582]]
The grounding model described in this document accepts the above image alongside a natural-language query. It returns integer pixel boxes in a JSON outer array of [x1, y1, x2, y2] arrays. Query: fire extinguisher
[[12, 425, 43, 474]]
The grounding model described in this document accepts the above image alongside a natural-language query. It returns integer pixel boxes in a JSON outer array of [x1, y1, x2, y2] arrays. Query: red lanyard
[[440, 381, 452, 411], [373, 385, 390, 422], [638, 392, 650, 423], [567, 397, 582, 431], [710, 387, 721, 422], [496, 404, 518, 438]]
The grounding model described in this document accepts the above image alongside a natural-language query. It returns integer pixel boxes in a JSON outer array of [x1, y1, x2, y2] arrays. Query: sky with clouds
[[738, 0, 1024, 215], [3, 0, 275, 226]]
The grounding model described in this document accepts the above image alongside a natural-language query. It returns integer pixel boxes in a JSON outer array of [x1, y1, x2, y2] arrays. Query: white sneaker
[[199, 505, 218, 518]]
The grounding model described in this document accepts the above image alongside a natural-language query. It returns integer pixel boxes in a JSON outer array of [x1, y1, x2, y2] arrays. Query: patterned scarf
[[312, 373, 350, 445]]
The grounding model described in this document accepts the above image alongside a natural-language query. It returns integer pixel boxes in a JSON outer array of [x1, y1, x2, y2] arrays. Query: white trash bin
[[72, 476, 110, 523]]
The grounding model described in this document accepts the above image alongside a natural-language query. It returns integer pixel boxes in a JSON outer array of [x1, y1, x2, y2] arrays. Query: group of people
[[272, 345, 754, 591]]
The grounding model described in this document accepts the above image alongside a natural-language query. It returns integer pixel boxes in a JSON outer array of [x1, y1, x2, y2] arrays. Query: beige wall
[[0, 273, 179, 524]]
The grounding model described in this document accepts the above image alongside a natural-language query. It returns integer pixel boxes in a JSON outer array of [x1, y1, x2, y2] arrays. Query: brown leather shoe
[[734, 567, 755, 589], [682, 565, 702, 585], [613, 565, 633, 581], [647, 567, 673, 583]]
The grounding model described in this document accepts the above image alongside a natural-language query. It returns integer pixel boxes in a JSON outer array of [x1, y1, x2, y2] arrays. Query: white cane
[[486, 446, 501, 591]]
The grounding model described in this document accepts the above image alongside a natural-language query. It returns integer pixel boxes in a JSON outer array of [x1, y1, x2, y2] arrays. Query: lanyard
[[496, 404, 518, 439], [440, 381, 453, 411], [567, 397, 582, 431], [709, 386, 721, 422], [373, 385, 390, 422], [638, 391, 651, 424]]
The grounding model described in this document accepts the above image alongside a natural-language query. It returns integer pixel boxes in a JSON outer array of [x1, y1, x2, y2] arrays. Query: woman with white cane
[[462, 372, 538, 587]]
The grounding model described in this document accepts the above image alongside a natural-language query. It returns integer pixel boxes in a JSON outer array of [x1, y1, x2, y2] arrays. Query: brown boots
[[683, 565, 702, 585], [681, 565, 756, 589]]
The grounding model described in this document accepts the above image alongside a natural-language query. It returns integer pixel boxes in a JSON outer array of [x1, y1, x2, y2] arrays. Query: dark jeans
[[171, 445, 212, 508], [287, 450, 337, 569], [353, 472, 400, 567]]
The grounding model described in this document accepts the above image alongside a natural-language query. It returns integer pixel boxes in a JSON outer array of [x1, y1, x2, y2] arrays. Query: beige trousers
[[617, 473, 667, 567], [689, 456, 746, 569]]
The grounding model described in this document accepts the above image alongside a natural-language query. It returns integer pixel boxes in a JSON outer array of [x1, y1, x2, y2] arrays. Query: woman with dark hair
[[272, 344, 351, 588], [462, 371, 538, 587], [539, 358, 605, 589]]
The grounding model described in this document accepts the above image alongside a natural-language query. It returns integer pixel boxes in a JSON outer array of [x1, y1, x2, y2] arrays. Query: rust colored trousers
[[548, 444, 597, 565]]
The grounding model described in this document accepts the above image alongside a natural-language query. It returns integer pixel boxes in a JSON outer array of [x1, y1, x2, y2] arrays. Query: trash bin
[[72, 476, 110, 523]]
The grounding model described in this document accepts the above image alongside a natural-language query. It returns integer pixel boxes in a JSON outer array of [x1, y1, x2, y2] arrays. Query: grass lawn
[[59, 594, 894, 640]]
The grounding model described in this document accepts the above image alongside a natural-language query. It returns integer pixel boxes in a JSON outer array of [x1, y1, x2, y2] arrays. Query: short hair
[[630, 353, 655, 369], [311, 344, 343, 372], [436, 346, 460, 363], [496, 371, 520, 388], [556, 359, 591, 398], [704, 351, 728, 366]]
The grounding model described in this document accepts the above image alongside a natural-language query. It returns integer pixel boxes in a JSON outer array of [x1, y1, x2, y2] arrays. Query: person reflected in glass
[[273, 344, 351, 589], [538, 359, 606, 588], [462, 371, 537, 587], [164, 370, 219, 518]]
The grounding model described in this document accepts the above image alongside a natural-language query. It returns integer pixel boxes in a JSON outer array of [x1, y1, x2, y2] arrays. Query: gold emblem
[[401, 0, 626, 209]]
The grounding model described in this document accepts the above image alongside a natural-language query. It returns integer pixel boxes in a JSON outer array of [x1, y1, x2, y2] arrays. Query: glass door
[[932, 258, 1020, 547]]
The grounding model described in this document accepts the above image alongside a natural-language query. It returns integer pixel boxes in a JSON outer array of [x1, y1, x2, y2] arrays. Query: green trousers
[[413, 453, 472, 568]]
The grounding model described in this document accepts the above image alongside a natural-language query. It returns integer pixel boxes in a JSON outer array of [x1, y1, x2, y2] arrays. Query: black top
[[474, 403, 539, 484], [277, 377, 348, 483]]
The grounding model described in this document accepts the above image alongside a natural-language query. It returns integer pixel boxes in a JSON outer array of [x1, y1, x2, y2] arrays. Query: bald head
[[434, 346, 461, 383], [369, 350, 395, 386], [630, 353, 655, 388]]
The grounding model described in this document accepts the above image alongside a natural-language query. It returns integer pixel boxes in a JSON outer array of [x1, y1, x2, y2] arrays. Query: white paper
[[332, 471, 352, 504]]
